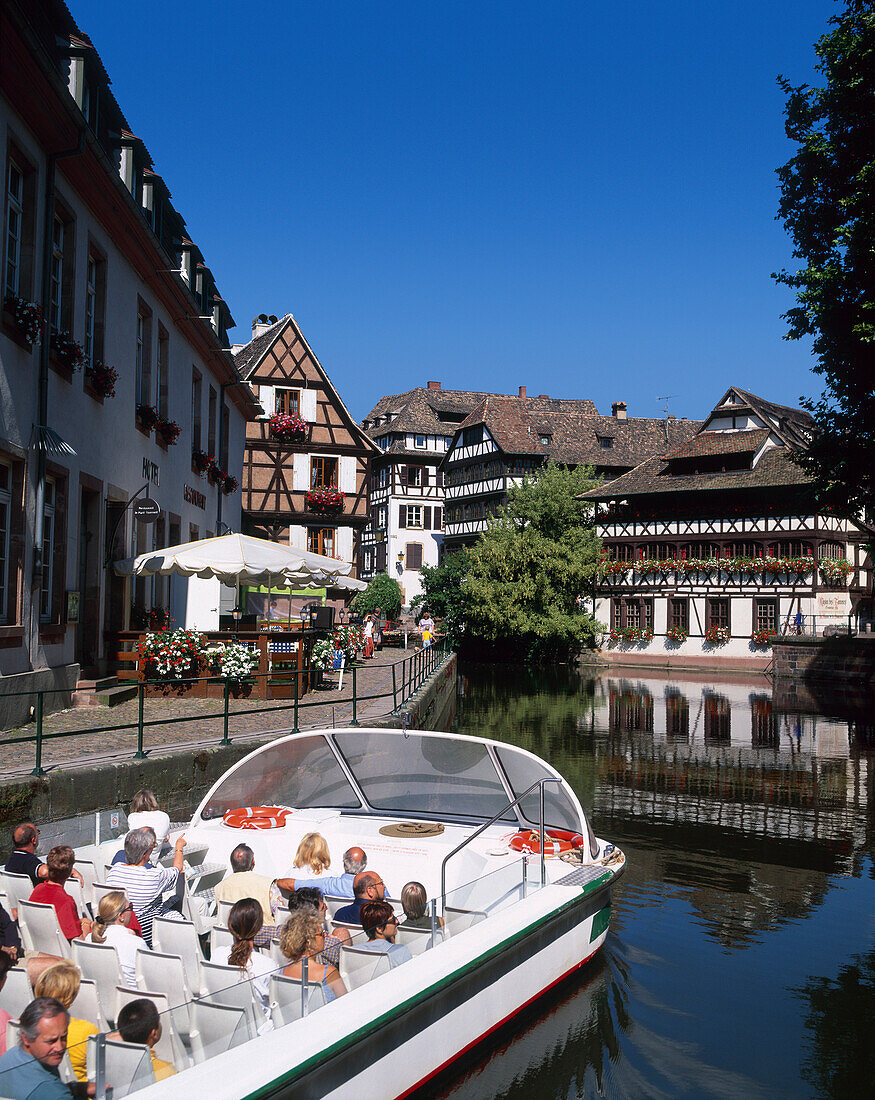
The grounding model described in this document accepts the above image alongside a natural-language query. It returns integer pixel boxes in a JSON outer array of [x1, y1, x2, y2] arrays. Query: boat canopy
[[195, 729, 590, 836]]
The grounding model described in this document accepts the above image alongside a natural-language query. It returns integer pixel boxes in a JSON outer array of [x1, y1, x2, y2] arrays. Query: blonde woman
[[227, 899, 274, 1030], [279, 913, 346, 1002], [33, 959, 97, 1083], [292, 833, 331, 876], [91, 890, 146, 985]]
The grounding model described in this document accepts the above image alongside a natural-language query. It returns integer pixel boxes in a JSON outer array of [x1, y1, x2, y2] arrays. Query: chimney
[[612, 401, 627, 420], [251, 313, 279, 340], [539, 394, 549, 399], [519, 386, 527, 398], [427, 380, 441, 390]]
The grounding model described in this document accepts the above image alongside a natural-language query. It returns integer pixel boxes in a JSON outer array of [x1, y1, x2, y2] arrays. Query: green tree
[[462, 462, 603, 663], [350, 572, 402, 620], [412, 550, 470, 645], [775, 1, 875, 516]]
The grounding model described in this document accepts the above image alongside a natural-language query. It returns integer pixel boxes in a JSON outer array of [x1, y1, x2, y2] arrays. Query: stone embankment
[[771, 634, 875, 686]]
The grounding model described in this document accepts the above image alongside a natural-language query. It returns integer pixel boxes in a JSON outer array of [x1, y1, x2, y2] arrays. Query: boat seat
[[136, 950, 194, 1041], [1, 871, 34, 919], [443, 906, 488, 934], [396, 925, 442, 955], [73, 860, 98, 910], [269, 972, 327, 1028], [323, 895, 352, 919], [210, 925, 235, 959], [215, 899, 233, 928], [71, 940, 123, 1028], [338, 945, 392, 991], [17, 900, 70, 957], [70, 977, 108, 1032], [198, 961, 262, 1038], [85, 1036, 155, 1098], [329, 918, 365, 940], [114, 986, 190, 1071], [92, 882, 118, 910], [189, 1000, 249, 1064], [0, 966, 33, 1020], [152, 917, 205, 993], [64, 877, 88, 919]]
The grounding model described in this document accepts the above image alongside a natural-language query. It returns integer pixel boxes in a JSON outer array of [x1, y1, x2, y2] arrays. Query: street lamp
[[231, 606, 243, 637]]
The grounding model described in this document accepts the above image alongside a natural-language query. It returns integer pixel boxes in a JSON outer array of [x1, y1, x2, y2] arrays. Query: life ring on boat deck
[[508, 829, 585, 856], [222, 806, 291, 830]]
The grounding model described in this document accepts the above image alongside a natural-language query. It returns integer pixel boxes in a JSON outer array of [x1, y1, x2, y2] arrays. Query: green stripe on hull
[[589, 904, 611, 943]]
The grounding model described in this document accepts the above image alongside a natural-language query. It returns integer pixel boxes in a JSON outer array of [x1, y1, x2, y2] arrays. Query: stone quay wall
[[771, 635, 875, 685]]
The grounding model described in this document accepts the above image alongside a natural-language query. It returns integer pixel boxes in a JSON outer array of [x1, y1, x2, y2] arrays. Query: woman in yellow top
[[33, 959, 98, 1083]]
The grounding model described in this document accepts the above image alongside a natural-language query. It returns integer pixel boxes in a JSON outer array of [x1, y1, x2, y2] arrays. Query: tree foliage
[[775, 1, 875, 515], [412, 551, 470, 645], [462, 462, 603, 663], [350, 572, 402, 620]]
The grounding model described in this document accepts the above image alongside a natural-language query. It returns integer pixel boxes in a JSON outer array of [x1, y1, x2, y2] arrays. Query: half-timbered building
[[442, 391, 699, 552], [360, 381, 489, 602], [584, 387, 874, 668], [234, 313, 376, 590]]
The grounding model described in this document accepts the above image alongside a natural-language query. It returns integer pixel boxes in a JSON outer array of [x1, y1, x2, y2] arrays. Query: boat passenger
[[106, 827, 187, 947], [0, 997, 71, 1099], [357, 902, 413, 968], [400, 882, 445, 934], [334, 872, 390, 925], [279, 913, 347, 1002], [287, 888, 350, 966], [33, 960, 97, 1085], [91, 891, 147, 986], [116, 998, 176, 1080], [4, 823, 49, 887], [127, 790, 172, 856], [292, 833, 332, 876], [227, 899, 275, 1032], [0, 901, 22, 962], [214, 844, 278, 946], [29, 846, 93, 943], [276, 845, 367, 897]]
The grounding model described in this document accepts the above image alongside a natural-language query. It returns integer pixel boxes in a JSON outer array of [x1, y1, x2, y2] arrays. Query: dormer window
[[539, 433, 552, 445], [414, 434, 427, 449], [598, 436, 614, 449]]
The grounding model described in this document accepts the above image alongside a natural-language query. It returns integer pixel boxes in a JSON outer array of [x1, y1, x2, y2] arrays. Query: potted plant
[[138, 628, 205, 682], [222, 474, 238, 495], [819, 558, 852, 585], [269, 412, 308, 441], [704, 625, 731, 646], [50, 330, 86, 371], [207, 460, 225, 486], [136, 404, 159, 432], [305, 486, 344, 513], [155, 417, 181, 446], [665, 625, 689, 644], [84, 361, 118, 399], [192, 449, 212, 475], [3, 294, 44, 345], [209, 641, 258, 696], [751, 628, 779, 647]]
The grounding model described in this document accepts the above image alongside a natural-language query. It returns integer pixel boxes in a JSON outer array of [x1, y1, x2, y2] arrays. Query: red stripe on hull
[[397, 943, 603, 1099]]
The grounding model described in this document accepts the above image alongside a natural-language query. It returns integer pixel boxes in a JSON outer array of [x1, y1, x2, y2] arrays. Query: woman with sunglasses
[[91, 890, 147, 985]]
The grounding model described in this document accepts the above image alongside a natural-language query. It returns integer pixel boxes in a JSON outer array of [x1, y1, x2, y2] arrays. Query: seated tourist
[[276, 845, 366, 897], [4, 823, 49, 888], [116, 998, 176, 1080], [227, 899, 274, 1031], [106, 827, 186, 947], [33, 960, 97, 1085], [127, 789, 172, 855], [29, 846, 92, 942], [357, 901, 413, 967], [334, 872, 389, 925], [400, 881, 445, 934], [214, 844, 278, 946], [0, 900, 22, 962], [287, 887, 350, 967], [279, 913, 346, 1001], [91, 891, 147, 986], [0, 997, 73, 1099]]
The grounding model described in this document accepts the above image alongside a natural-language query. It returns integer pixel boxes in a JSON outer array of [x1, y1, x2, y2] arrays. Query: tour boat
[[140, 727, 626, 1098]]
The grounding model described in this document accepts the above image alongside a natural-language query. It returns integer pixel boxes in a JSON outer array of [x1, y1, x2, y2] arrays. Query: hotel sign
[[142, 458, 160, 486], [184, 484, 206, 510]]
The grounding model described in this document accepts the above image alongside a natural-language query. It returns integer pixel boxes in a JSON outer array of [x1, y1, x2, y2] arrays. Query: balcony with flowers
[[596, 550, 854, 589], [269, 412, 309, 443], [305, 486, 344, 514], [2, 294, 44, 348]]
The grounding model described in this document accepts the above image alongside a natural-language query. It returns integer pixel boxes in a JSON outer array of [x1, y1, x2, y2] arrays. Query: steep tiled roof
[[232, 316, 289, 377], [363, 388, 504, 440], [666, 428, 770, 460], [583, 447, 813, 500]]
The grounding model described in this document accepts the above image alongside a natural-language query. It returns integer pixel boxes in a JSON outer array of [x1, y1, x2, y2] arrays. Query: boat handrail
[[440, 777, 562, 914]]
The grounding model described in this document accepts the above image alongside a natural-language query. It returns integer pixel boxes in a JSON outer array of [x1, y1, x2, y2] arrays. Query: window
[[462, 425, 483, 447], [407, 466, 423, 488], [207, 387, 217, 455], [539, 434, 552, 446], [406, 543, 423, 570], [377, 468, 388, 488], [598, 436, 614, 449], [669, 598, 688, 632], [403, 505, 423, 529], [49, 215, 64, 330], [0, 461, 11, 620], [311, 456, 338, 489], [414, 434, 426, 449], [707, 598, 730, 632], [191, 370, 202, 451], [819, 541, 845, 561], [4, 159, 23, 297], [754, 599, 777, 634], [135, 305, 152, 408], [772, 540, 811, 559], [308, 527, 335, 557], [276, 388, 301, 417], [377, 505, 387, 529], [156, 326, 169, 418], [362, 549, 373, 574], [40, 479, 56, 621], [83, 247, 106, 366]]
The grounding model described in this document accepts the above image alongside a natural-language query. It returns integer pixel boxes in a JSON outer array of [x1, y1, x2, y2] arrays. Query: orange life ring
[[222, 806, 291, 830], [508, 829, 585, 856]]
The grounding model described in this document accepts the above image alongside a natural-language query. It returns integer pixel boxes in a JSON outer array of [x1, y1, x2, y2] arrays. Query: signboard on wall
[[66, 591, 80, 623], [134, 497, 161, 523], [816, 592, 850, 618]]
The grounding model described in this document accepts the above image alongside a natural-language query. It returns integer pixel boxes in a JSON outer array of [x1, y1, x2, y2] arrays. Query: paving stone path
[[0, 646, 436, 778]]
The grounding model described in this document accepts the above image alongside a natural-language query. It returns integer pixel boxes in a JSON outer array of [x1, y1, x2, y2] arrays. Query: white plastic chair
[[269, 972, 327, 1028], [198, 962, 261, 1038], [323, 894, 351, 919], [70, 977, 108, 1031], [152, 917, 204, 994], [443, 906, 487, 934], [17, 900, 70, 956], [189, 1000, 249, 1064], [6, 1016, 20, 1055], [1, 870, 34, 919], [72, 860, 98, 907], [209, 926, 234, 959], [396, 925, 441, 955], [338, 945, 392, 991], [0, 966, 33, 1019], [215, 899, 233, 928], [92, 882, 119, 910], [71, 940, 123, 1027], [86, 1035, 156, 1098], [64, 877, 88, 919], [114, 986, 189, 1071], [329, 918, 364, 941], [135, 951, 193, 1040]]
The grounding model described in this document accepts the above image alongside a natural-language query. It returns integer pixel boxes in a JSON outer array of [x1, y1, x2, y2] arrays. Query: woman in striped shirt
[[106, 827, 186, 946]]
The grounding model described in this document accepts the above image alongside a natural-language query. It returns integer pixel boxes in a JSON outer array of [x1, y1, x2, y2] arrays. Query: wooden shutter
[[399, 466, 408, 488], [399, 506, 407, 529], [434, 508, 442, 530], [300, 388, 317, 421], [407, 543, 423, 569], [422, 467, 429, 486], [258, 385, 275, 419], [435, 469, 444, 487], [424, 507, 432, 530], [340, 456, 356, 492], [292, 454, 309, 491]]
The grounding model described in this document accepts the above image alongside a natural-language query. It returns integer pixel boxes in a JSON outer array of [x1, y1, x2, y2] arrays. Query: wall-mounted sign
[[134, 497, 161, 523], [184, 484, 206, 510], [66, 591, 80, 623], [142, 458, 160, 486]]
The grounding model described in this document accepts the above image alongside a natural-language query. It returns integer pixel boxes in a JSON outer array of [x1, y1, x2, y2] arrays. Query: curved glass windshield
[[334, 731, 516, 820], [199, 735, 360, 818], [495, 747, 584, 835]]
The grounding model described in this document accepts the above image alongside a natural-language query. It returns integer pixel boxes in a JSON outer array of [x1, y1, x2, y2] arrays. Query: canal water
[[423, 662, 875, 1100]]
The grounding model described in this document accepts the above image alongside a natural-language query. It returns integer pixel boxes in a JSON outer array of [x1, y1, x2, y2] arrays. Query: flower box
[[305, 487, 344, 513], [269, 413, 308, 441], [3, 294, 44, 346], [751, 629, 779, 647], [704, 626, 731, 646], [819, 559, 852, 585], [136, 404, 160, 432], [222, 474, 238, 495], [85, 361, 118, 399], [207, 462, 225, 486], [192, 450, 213, 476], [155, 417, 181, 446], [50, 330, 86, 373], [665, 626, 688, 644]]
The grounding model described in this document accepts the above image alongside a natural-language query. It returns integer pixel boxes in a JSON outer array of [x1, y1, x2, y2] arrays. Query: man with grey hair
[[214, 843, 277, 944], [0, 996, 79, 1097], [106, 826, 187, 946], [276, 845, 368, 897]]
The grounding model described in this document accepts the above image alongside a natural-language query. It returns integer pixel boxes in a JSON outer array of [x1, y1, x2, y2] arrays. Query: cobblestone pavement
[[0, 646, 435, 778]]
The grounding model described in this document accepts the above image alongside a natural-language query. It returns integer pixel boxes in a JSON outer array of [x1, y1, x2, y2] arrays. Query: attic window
[[598, 436, 614, 449], [414, 434, 426, 449], [539, 433, 552, 445]]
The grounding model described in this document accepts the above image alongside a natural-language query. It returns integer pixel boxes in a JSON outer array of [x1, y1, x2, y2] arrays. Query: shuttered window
[[406, 543, 423, 570]]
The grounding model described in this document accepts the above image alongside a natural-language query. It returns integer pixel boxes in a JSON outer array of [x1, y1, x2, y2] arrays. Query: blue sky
[[71, 0, 835, 423]]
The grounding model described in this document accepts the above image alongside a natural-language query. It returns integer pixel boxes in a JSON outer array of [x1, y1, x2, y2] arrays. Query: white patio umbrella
[[114, 532, 353, 586]]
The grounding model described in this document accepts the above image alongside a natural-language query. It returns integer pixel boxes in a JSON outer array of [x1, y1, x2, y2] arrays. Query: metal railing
[[0, 639, 451, 777], [439, 776, 562, 916]]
